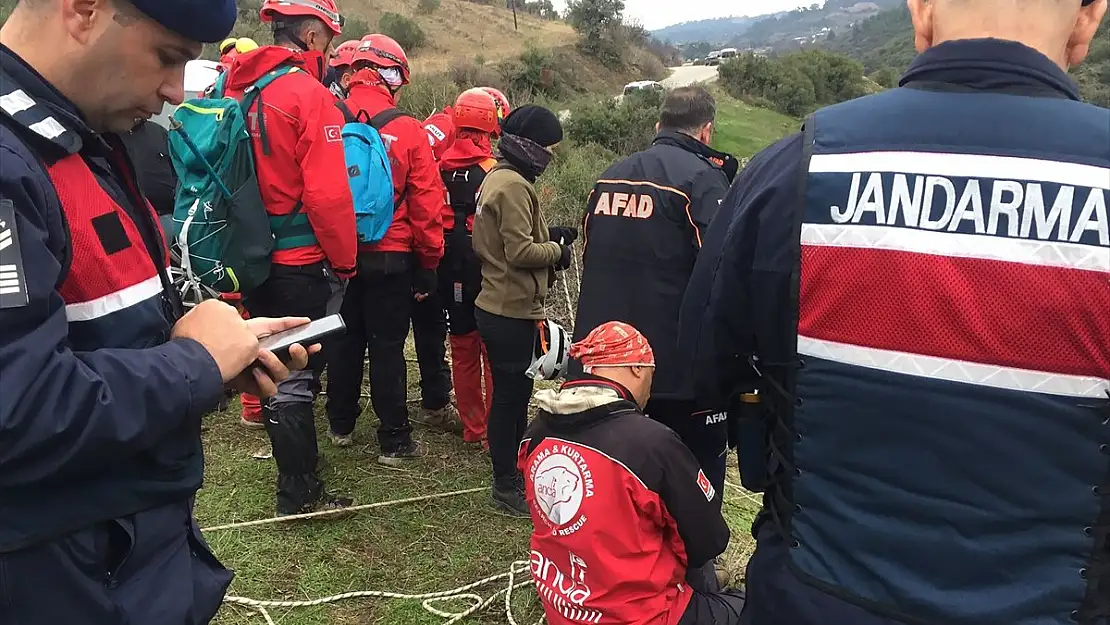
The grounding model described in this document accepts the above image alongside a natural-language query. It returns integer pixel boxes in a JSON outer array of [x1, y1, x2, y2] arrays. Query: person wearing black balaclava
[[471, 105, 577, 516]]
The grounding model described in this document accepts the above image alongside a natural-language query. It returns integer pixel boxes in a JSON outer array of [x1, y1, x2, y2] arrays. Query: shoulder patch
[[696, 469, 716, 502], [0, 199, 30, 309]]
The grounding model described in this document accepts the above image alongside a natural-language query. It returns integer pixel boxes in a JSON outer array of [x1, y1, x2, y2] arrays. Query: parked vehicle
[[719, 48, 738, 61], [623, 80, 665, 96], [706, 50, 722, 66]]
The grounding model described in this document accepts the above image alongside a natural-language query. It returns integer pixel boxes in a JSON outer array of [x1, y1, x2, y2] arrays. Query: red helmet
[[331, 39, 359, 68], [260, 0, 344, 36], [352, 34, 410, 86], [453, 88, 499, 135], [481, 87, 511, 120]]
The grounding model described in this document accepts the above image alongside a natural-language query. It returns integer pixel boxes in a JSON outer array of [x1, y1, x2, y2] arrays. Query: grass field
[[198, 350, 763, 625], [196, 92, 794, 625]]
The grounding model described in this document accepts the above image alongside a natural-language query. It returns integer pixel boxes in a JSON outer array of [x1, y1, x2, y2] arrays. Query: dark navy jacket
[[0, 45, 225, 554], [573, 131, 736, 401], [680, 40, 1110, 625]]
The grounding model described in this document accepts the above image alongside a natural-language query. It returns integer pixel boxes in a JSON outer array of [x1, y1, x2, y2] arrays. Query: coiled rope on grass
[[202, 487, 545, 625]]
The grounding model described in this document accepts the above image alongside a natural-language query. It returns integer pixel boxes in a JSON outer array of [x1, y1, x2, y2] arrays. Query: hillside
[[652, 0, 901, 51], [832, 5, 1110, 106]]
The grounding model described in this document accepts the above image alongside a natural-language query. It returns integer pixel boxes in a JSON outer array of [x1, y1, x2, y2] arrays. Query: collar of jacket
[[653, 129, 740, 183], [533, 375, 642, 431], [901, 38, 1081, 100], [346, 80, 397, 113], [497, 132, 552, 182], [0, 44, 93, 157]]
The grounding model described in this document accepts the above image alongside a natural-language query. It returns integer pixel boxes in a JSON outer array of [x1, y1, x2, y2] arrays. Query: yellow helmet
[[234, 38, 259, 54], [219, 38, 238, 55]]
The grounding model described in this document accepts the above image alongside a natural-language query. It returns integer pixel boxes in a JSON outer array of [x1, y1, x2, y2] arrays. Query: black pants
[[326, 258, 414, 452], [645, 399, 729, 495], [680, 589, 747, 625], [411, 289, 452, 411], [475, 308, 536, 483], [439, 234, 483, 337], [246, 262, 336, 514]]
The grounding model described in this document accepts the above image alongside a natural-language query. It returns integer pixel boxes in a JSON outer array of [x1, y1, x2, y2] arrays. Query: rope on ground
[[200, 487, 486, 533], [223, 560, 543, 625], [203, 487, 545, 624], [725, 480, 765, 509]]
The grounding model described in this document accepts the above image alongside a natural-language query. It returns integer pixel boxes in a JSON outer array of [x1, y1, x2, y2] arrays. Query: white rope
[[203, 487, 544, 624], [725, 480, 764, 508]]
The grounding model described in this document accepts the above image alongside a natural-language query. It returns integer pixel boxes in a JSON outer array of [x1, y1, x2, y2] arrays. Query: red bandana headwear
[[569, 322, 655, 371]]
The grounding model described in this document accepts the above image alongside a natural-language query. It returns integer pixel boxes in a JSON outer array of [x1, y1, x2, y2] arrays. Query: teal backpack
[[168, 65, 314, 295]]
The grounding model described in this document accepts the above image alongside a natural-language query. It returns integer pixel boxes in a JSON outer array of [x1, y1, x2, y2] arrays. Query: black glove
[[554, 244, 573, 271], [413, 268, 438, 297], [549, 226, 579, 245]]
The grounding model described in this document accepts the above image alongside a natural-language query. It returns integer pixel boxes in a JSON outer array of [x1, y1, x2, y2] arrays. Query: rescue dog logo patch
[[0, 200, 29, 309], [324, 125, 342, 143], [697, 470, 716, 502], [529, 444, 595, 536]]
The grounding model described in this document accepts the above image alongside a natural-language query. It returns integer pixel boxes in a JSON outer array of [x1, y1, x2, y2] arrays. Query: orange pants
[[450, 331, 492, 444]]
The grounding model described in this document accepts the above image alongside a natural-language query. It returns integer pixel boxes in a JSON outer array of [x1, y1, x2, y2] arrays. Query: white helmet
[[526, 320, 571, 381]]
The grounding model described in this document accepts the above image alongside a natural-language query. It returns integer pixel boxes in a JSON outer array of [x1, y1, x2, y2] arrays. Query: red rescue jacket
[[344, 83, 444, 270], [440, 130, 496, 232], [222, 46, 357, 273], [519, 378, 731, 625]]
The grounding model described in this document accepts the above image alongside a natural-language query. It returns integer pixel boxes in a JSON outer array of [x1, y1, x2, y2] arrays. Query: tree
[[566, 0, 625, 54]]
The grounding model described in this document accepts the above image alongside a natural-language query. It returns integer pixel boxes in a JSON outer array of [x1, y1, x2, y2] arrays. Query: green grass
[[710, 92, 801, 161], [197, 343, 763, 624]]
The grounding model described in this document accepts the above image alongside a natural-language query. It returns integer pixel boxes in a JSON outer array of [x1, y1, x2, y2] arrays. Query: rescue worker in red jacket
[[327, 38, 359, 99], [326, 34, 447, 464], [521, 322, 746, 625], [221, 0, 358, 516], [437, 88, 506, 447]]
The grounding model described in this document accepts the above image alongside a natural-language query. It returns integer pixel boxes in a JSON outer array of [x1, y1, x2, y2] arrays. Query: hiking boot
[[276, 494, 355, 519], [491, 476, 529, 518], [413, 404, 463, 435], [377, 441, 423, 467], [240, 415, 266, 429], [327, 429, 354, 447]]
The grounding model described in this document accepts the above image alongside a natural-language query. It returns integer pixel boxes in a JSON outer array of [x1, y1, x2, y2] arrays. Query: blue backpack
[[335, 103, 412, 244]]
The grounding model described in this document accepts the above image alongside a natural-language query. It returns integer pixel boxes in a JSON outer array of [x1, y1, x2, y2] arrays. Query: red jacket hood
[[441, 131, 494, 171], [346, 81, 396, 114], [225, 46, 326, 89]]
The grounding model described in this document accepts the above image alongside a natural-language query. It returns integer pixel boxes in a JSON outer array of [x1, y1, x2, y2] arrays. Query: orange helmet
[[352, 34, 411, 86], [453, 88, 500, 135], [480, 87, 511, 136], [260, 0, 344, 36], [331, 39, 359, 69]]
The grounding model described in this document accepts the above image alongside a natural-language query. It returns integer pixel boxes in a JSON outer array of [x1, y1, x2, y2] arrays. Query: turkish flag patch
[[324, 125, 342, 143], [697, 470, 716, 502]]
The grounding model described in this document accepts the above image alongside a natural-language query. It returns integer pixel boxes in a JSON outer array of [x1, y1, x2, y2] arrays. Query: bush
[[564, 88, 662, 155], [498, 46, 567, 100], [718, 50, 867, 117], [536, 142, 619, 227], [447, 58, 505, 92], [379, 12, 427, 53], [397, 73, 461, 119], [417, 0, 442, 14]]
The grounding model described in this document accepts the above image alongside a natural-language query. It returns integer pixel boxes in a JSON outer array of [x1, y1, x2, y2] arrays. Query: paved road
[[662, 65, 720, 88]]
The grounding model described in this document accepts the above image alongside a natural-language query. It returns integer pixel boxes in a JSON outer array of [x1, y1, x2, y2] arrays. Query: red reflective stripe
[[799, 245, 1110, 380]]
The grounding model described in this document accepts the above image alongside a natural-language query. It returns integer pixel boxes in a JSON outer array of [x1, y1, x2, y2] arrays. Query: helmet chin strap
[[275, 27, 328, 84]]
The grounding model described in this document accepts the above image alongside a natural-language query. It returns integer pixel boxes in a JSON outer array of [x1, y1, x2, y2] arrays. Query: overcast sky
[[551, 0, 816, 30]]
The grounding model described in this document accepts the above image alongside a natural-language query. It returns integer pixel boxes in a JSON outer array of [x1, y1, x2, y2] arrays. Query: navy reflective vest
[[764, 85, 1110, 625]]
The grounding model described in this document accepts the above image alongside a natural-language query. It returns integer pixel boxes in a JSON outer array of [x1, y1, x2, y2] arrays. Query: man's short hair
[[659, 86, 716, 135], [272, 15, 327, 43]]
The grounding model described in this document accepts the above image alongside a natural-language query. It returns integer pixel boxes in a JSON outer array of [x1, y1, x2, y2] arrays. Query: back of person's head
[[259, 0, 342, 54], [658, 86, 716, 146], [908, 0, 1107, 69], [0, 0, 235, 134], [569, 322, 656, 409]]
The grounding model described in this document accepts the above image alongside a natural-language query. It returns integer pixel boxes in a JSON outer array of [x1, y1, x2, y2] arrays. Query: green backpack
[[168, 65, 317, 295]]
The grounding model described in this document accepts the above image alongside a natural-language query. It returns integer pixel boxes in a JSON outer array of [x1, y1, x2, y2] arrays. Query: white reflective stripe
[[65, 275, 162, 322], [0, 89, 35, 116], [801, 223, 1110, 272], [797, 335, 1110, 399], [28, 117, 66, 140], [809, 152, 1110, 190]]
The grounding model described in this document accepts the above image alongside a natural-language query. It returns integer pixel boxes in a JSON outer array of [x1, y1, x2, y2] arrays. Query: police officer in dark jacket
[[0, 1, 315, 623], [680, 0, 1109, 624], [573, 86, 738, 493]]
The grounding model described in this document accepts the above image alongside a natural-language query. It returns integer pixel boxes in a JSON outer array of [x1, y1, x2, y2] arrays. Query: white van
[[719, 48, 739, 61], [150, 60, 220, 130]]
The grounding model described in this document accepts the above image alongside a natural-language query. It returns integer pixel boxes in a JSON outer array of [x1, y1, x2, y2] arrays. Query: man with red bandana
[[219, 0, 357, 517], [520, 321, 746, 625], [325, 34, 448, 465]]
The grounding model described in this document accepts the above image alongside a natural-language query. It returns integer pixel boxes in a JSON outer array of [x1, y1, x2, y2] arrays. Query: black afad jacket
[[518, 377, 731, 625], [573, 131, 738, 401]]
